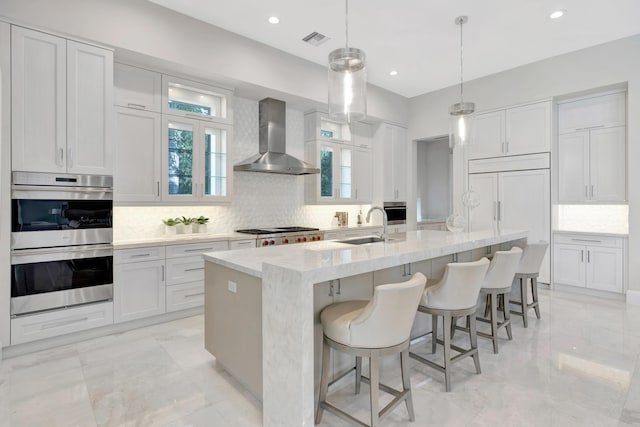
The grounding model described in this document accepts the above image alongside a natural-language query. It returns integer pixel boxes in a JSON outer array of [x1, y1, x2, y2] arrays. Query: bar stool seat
[[476, 247, 522, 353], [315, 272, 427, 427], [509, 242, 548, 328], [410, 258, 489, 392]]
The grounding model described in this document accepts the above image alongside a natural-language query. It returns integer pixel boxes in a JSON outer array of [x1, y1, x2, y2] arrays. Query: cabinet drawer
[[115, 246, 165, 264], [166, 241, 228, 258], [166, 257, 204, 285], [166, 282, 204, 312], [11, 302, 113, 345], [554, 233, 623, 248], [229, 239, 256, 250]]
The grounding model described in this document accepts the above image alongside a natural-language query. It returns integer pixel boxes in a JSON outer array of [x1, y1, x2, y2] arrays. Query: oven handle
[[11, 244, 113, 265], [12, 186, 113, 201]]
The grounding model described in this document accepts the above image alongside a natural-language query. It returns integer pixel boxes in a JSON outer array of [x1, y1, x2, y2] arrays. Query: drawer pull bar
[[127, 103, 146, 110], [570, 238, 602, 243], [184, 292, 205, 298], [131, 253, 152, 258], [184, 248, 214, 252], [184, 267, 205, 272], [42, 316, 89, 330]]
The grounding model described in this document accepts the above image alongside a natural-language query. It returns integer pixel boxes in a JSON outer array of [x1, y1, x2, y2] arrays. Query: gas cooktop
[[236, 226, 319, 235]]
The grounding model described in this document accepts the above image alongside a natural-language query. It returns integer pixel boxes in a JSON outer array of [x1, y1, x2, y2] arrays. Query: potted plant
[[193, 215, 210, 233], [179, 216, 194, 234], [163, 217, 182, 235]]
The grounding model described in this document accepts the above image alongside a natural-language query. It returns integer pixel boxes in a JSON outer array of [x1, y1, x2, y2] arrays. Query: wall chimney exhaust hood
[[234, 98, 320, 175]]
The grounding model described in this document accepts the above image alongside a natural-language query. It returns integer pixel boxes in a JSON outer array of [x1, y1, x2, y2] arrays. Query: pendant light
[[328, 0, 367, 123], [449, 16, 475, 149]]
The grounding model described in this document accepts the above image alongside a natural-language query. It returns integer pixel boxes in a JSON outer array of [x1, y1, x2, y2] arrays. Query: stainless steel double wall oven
[[11, 172, 114, 316]]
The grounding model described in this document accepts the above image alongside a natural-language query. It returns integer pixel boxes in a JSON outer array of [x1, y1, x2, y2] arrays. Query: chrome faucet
[[366, 206, 388, 240]]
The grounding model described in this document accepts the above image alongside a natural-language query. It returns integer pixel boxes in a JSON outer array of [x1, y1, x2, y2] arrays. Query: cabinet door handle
[[336, 279, 341, 295], [501, 142, 505, 153], [571, 238, 601, 243], [185, 247, 214, 252], [355, 189, 358, 200], [587, 250, 591, 263], [581, 249, 584, 262], [127, 103, 146, 110], [497, 201, 502, 221], [591, 185, 594, 198], [493, 201, 497, 221], [58, 147, 64, 166], [157, 181, 160, 197], [184, 292, 204, 298], [67, 148, 73, 167], [131, 253, 151, 258], [328, 281, 334, 297], [161, 265, 165, 282], [184, 267, 205, 272]]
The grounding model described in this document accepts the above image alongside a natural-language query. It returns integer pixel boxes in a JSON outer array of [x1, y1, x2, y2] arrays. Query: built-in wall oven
[[10, 172, 113, 316], [383, 201, 407, 225]]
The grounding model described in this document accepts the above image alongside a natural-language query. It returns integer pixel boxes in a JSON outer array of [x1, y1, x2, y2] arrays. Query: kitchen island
[[203, 229, 527, 426]]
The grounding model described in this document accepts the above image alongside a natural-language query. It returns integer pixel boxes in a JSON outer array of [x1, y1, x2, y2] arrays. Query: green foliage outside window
[[168, 128, 193, 195]]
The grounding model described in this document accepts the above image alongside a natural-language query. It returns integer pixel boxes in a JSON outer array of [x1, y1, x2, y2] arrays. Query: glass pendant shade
[[328, 47, 367, 123], [449, 101, 475, 148]]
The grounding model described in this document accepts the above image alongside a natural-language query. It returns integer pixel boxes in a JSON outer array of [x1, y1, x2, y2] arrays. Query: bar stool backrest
[[482, 247, 523, 289], [517, 241, 549, 275], [422, 258, 490, 310], [350, 272, 427, 348]]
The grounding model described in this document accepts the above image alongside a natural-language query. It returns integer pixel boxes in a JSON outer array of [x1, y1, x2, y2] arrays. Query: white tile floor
[[1, 288, 640, 426]]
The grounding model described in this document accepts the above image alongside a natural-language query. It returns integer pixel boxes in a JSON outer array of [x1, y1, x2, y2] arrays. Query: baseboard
[[627, 290, 640, 306], [553, 283, 625, 301]]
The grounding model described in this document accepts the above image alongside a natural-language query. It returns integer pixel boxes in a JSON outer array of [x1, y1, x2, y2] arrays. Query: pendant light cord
[[459, 19, 464, 103], [345, 0, 349, 48]]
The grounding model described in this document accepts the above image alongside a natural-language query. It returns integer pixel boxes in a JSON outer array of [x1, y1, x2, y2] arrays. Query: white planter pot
[[178, 223, 193, 234], [193, 223, 208, 233], [165, 225, 177, 235]]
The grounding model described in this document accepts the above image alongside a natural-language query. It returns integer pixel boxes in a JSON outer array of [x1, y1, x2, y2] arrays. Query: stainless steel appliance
[[10, 172, 114, 316], [383, 202, 407, 225], [235, 226, 323, 247], [234, 98, 320, 175]]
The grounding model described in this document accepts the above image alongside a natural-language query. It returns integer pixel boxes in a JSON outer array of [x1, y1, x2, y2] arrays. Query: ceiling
[[148, 0, 640, 98]]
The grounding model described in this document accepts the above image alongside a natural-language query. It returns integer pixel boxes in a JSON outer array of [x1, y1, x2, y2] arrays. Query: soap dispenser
[[357, 210, 363, 226]]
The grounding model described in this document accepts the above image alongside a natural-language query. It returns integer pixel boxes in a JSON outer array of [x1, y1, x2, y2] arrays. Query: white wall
[[114, 97, 375, 241], [0, 22, 10, 349], [0, 0, 408, 125], [408, 34, 640, 293]]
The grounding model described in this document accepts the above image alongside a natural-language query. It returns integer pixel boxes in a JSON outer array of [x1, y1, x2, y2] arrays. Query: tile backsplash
[[113, 97, 373, 241]]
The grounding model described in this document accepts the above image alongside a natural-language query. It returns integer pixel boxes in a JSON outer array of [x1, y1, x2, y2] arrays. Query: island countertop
[[203, 229, 528, 280]]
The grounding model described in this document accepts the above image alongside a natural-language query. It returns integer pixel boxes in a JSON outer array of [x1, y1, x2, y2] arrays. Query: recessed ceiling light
[[389, 70, 398, 76], [549, 10, 565, 19], [268, 16, 280, 24]]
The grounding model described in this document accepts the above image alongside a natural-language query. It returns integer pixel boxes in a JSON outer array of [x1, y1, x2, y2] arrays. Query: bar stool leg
[[520, 278, 529, 328], [400, 348, 415, 421], [490, 292, 499, 354], [431, 314, 438, 354], [443, 313, 452, 392], [315, 339, 331, 425], [469, 313, 481, 374], [503, 293, 513, 340], [531, 277, 541, 319], [369, 351, 381, 427], [355, 356, 362, 394]]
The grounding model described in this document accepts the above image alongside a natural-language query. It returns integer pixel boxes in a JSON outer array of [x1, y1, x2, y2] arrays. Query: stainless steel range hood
[[234, 98, 319, 175]]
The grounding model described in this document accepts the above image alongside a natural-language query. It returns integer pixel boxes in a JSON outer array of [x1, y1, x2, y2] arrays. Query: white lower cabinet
[[553, 233, 624, 293], [114, 258, 166, 323], [166, 282, 205, 312], [11, 302, 113, 345]]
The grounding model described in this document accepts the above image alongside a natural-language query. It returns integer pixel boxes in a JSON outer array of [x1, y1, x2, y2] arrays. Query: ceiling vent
[[302, 32, 330, 46]]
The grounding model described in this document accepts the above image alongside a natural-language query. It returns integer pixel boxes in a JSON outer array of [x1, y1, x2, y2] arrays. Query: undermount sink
[[337, 236, 386, 245]]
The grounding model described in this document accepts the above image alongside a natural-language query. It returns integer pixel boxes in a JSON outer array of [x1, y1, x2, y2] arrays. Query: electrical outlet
[[228, 281, 237, 293]]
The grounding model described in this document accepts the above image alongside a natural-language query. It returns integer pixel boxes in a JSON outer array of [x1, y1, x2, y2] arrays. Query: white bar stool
[[409, 258, 489, 392], [315, 272, 427, 427], [509, 241, 548, 328], [476, 247, 522, 353]]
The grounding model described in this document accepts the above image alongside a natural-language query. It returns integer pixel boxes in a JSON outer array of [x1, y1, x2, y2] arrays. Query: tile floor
[[1, 288, 640, 426]]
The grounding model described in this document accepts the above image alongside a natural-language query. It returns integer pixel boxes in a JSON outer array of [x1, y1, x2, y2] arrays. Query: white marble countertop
[[113, 232, 253, 249], [418, 218, 447, 224], [553, 229, 629, 238], [204, 229, 528, 279]]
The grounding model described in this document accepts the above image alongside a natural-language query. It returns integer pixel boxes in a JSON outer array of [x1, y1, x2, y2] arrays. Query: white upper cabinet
[[114, 63, 162, 112], [469, 101, 551, 160], [114, 107, 162, 202], [12, 26, 67, 173], [557, 91, 626, 203], [353, 148, 372, 202], [558, 92, 626, 134], [382, 124, 407, 202], [66, 40, 114, 175], [350, 121, 372, 149], [304, 111, 352, 143], [162, 75, 233, 124], [11, 26, 113, 175]]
